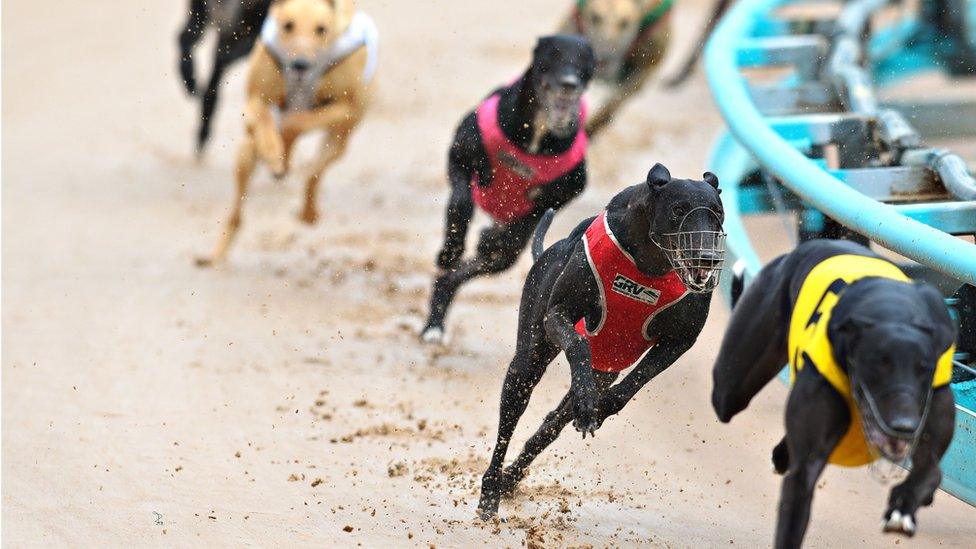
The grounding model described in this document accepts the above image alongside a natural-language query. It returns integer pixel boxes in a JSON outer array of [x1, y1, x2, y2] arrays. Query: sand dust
[[2, 0, 974, 546]]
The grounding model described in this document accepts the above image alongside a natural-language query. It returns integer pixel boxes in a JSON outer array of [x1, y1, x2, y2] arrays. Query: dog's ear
[[646, 163, 671, 189], [703, 171, 720, 192], [912, 282, 958, 353], [828, 312, 874, 361], [534, 36, 553, 59]]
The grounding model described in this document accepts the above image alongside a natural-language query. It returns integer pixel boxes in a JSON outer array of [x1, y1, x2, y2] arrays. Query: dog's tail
[[532, 209, 556, 262]]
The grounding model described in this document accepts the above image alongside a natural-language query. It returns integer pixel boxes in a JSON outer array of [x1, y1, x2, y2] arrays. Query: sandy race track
[[2, 0, 973, 546]]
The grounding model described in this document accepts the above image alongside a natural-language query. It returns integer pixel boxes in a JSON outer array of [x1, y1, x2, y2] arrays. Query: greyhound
[[711, 239, 958, 548], [177, 0, 272, 153], [560, 0, 674, 135], [195, 0, 377, 267], [420, 35, 597, 344], [477, 163, 726, 518]]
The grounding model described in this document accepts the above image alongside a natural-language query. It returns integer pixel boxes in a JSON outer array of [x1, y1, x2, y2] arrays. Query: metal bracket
[[828, 165, 945, 202], [750, 82, 841, 115], [737, 35, 829, 80]]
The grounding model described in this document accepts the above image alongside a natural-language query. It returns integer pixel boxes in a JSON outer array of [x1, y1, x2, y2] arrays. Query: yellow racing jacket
[[787, 254, 954, 467]]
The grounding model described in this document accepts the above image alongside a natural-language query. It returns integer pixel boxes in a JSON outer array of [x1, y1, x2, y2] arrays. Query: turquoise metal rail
[[705, 0, 976, 287], [705, 0, 976, 506]]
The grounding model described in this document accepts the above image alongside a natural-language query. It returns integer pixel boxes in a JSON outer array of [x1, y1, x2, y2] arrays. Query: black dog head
[[527, 35, 596, 138], [830, 279, 957, 461], [642, 163, 726, 292]]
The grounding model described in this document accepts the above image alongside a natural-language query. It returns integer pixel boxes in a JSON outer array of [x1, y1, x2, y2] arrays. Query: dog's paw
[[420, 326, 448, 346], [194, 256, 215, 268], [476, 488, 502, 520], [182, 78, 197, 96], [571, 390, 599, 438], [475, 505, 498, 521], [882, 509, 916, 537], [270, 164, 288, 180], [498, 466, 524, 498], [298, 206, 318, 225]]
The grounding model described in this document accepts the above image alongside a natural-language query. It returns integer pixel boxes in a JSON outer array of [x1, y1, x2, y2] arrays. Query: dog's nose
[[699, 250, 722, 268], [889, 414, 920, 436], [291, 59, 311, 72], [558, 73, 582, 92]]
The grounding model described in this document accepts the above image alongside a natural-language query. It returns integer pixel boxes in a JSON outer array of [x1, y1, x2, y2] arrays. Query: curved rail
[[705, 0, 976, 506], [704, 0, 976, 286]]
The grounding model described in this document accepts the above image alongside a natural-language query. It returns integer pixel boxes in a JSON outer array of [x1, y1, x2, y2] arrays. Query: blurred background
[[2, 0, 974, 546]]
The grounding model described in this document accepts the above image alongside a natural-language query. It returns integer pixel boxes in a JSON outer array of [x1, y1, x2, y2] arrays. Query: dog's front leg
[[597, 337, 692, 426], [280, 101, 357, 140], [245, 98, 287, 177], [776, 455, 828, 549], [544, 304, 598, 436], [196, 136, 258, 267], [883, 386, 955, 537], [775, 371, 848, 549]]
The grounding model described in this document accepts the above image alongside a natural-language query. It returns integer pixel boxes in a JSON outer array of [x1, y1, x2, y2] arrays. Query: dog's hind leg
[[435, 158, 476, 271], [501, 370, 619, 494], [883, 386, 955, 537], [422, 218, 535, 341], [421, 258, 490, 343], [178, 0, 208, 95], [478, 336, 560, 519], [711, 255, 790, 423], [197, 30, 255, 153], [197, 138, 256, 267]]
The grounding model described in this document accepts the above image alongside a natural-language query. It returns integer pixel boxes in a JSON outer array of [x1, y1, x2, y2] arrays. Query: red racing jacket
[[471, 92, 588, 223], [575, 212, 689, 372]]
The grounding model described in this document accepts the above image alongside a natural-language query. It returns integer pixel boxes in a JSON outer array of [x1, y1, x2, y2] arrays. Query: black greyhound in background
[[711, 240, 958, 547], [420, 35, 596, 344], [477, 164, 726, 518], [177, 0, 272, 152]]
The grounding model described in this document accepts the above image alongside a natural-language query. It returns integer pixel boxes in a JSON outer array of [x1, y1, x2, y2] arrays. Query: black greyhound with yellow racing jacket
[[711, 239, 958, 548]]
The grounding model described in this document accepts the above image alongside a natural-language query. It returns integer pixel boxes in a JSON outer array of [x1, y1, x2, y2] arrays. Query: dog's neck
[[610, 191, 673, 277], [496, 75, 576, 155]]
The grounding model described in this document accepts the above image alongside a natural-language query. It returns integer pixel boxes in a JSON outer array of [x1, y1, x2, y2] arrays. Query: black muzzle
[[650, 207, 727, 293]]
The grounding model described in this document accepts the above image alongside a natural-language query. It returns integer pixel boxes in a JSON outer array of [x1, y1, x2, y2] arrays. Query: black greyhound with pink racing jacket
[[421, 35, 596, 344]]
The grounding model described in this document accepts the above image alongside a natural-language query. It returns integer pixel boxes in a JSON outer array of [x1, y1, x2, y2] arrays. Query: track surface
[[2, 0, 973, 546]]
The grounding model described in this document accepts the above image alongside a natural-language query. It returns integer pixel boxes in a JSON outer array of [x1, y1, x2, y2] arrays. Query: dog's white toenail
[[883, 510, 916, 536], [421, 327, 446, 345]]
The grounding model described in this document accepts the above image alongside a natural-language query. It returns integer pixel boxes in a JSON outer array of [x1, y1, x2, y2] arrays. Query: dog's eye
[[589, 13, 602, 25], [315, 25, 327, 36], [619, 20, 628, 31], [283, 20, 295, 33]]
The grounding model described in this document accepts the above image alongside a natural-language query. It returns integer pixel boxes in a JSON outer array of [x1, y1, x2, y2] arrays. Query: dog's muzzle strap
[[853, 378, 933, 464]]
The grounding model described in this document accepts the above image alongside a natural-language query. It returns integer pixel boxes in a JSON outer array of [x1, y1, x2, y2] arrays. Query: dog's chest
[[573, 213, 689, 372], [282, 72, 322, 112]]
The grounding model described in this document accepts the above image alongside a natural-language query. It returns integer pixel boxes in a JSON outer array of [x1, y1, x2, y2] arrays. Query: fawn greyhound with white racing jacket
[[421, 35, 596, 343], [560, 0, 674, 135], [196, 0, 377, 266]]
